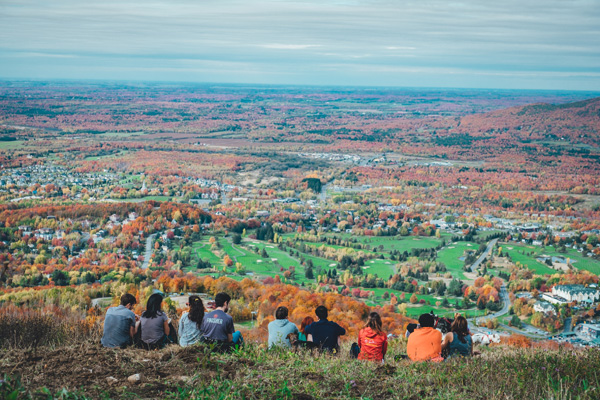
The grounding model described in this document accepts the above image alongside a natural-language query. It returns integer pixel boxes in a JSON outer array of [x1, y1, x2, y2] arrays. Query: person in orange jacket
[[406, 313, 443, 362], [357, 312, 388, 362]]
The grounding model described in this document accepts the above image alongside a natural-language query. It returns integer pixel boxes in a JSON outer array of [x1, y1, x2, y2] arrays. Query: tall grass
[[0, 304, 100, 350]]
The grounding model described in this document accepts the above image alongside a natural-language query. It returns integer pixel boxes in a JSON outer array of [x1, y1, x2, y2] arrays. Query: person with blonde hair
[[357, 312, 388, 362], [442, 315, 473, 358]]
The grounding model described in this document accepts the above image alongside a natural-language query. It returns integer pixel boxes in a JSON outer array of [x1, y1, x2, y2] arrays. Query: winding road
[[141, 233, 157, 269], [469, 238, 498, 272]]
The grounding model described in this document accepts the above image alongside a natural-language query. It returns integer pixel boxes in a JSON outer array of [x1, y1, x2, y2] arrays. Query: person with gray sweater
[[268, 306, 299, 348]]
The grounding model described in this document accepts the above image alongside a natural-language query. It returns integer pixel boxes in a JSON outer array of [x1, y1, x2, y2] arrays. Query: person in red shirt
[[357, 312, 388, 362]]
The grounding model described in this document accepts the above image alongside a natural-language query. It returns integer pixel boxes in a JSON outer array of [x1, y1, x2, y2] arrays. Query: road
[[473, 283, 548, 339], [470, 238, 498, 272], [480, 284, 510, 320], [319, 183, 331, 203], [141, 233, 157, 269]]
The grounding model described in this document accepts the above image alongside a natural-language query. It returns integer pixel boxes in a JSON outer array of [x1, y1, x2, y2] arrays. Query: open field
[[502, 243, 600, 275]]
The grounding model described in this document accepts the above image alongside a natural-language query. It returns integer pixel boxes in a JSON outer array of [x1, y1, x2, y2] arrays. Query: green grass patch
[[502, 243, 600, 275], [436, 242, 479, 279]]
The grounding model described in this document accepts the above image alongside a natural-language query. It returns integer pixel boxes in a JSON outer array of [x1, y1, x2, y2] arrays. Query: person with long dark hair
[[357, 312, 388, 362], [140, 293, 171, 349], [179, 295, 205, 347], [442, 315, 473, 358]]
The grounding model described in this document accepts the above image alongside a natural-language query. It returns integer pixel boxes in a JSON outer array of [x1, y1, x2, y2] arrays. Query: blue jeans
[[232, 331, 243, 344]]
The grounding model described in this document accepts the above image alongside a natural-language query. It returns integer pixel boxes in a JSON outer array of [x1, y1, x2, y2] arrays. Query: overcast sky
[[1, 0, 599, 90]]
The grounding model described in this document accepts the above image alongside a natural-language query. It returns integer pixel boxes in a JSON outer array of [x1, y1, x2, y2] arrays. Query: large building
[[551, 285, 600, 304]]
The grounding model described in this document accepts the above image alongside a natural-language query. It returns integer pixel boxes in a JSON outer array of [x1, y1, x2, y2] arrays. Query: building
[[541, 293, 569, 305], [581, 324, 600, 340], [533, 301, 556, 315], [552, 285, 600, 304]]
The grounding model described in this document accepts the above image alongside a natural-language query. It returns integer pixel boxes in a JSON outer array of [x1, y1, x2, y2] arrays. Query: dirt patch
[[0, 343, 219, 398]]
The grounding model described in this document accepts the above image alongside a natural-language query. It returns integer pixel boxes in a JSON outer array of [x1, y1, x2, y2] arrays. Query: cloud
[[258, 44, 322, 50], [385, 46, 417, 50], [0, 0, 598, 89]]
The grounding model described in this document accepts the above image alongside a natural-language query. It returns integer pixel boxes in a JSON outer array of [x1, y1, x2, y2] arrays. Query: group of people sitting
[[405, 313, 473, 361], [101, 293, 472, 362], [101, 292, 242, 351]]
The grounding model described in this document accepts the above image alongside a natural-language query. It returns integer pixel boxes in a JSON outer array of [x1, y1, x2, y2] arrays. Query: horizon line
[[1, 77, 600, 94]]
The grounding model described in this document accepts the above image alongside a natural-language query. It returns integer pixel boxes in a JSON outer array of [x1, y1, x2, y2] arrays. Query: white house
[[533, 301, 556, 315], [552, 285, 600, 304]]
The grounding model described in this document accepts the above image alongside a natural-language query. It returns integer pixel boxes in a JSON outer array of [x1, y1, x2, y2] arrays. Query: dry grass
[[0, 312, 599, 399]]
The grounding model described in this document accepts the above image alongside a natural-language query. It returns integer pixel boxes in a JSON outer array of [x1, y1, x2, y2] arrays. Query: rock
[[106, 377, 118, 385], [177, 376, 191, 383], [127, 373, 142, 384]]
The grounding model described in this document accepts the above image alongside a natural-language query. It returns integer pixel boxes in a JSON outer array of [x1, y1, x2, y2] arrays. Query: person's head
[[142, 293, 163, 319], [364, 312, 383, 334], [215, 292, 231, 311], [187, 295, 205, 329], [450, 315, 469, 343], [300, 316, 314, 333], [120, 293, 136, 309], [315, 306, 328, 320], [406, 323, 418, 334], [418, 313, 435, 328], [275, 306, 288, 320]]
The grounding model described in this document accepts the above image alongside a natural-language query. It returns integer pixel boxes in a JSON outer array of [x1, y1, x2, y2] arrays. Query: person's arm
[[382, 336, 388, 357], [358, 331, 363, 349], [130, 314, 139, 337], [163, 315, 170, 336], [441, 332, 453, 350], [305, 325, 313, 342], [337, 323, 346, 336], [178, 315, 185, 339], [227, 317, 234, 343]]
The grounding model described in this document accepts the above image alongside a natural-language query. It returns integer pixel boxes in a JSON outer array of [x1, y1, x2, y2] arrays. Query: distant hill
[[455, 97, 600, 145]]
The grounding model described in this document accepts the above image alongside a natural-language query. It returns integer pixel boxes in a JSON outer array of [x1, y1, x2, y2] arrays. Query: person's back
[[298, 316, 314, 342], [447, 333, 472, 357], [201, 309, 234, 341], [305, 306, 346, 352], [141, 310, 169, 344], [268, 306, 299, 348], [357, 312, 387, 362], [179, 296, 205, 347], [407, 314, 442, 361], [101, 294, 137, 348], [443, 315, 472, 358], [102, 305, 136, 348]]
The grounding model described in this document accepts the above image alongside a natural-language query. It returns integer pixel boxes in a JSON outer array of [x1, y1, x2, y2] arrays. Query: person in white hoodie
[[268, 306, 299, 348]]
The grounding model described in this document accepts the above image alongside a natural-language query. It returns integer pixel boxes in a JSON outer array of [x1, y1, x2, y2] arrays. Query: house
[[533, 301, 556, 315], [552, 285, 600, 304]]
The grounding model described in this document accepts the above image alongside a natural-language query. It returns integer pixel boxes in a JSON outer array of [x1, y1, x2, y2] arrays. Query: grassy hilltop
[[1, 336, 599, 400]]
